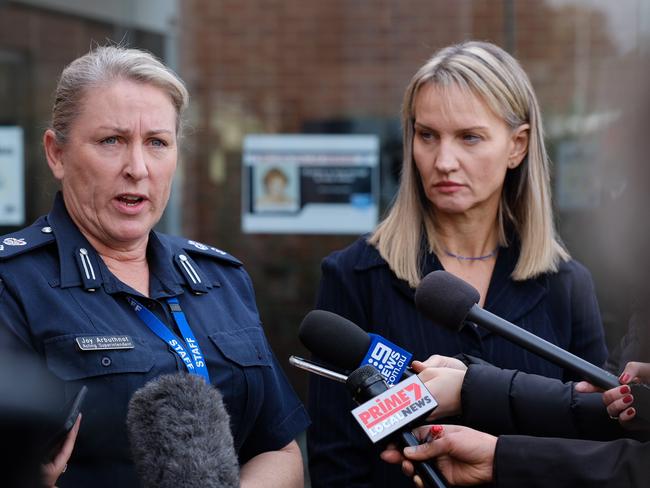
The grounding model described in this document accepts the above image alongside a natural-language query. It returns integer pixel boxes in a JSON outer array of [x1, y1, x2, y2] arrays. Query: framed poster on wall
[[0, 126, 24, 226], [242, 134, 380, 234]]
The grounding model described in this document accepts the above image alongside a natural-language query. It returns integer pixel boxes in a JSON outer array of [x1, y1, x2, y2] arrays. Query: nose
[[433, 140, 459, 173], [123, 144, 149, 180]]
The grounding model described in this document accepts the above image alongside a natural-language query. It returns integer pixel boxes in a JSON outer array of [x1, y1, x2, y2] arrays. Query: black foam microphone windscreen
[[299, 309, 371, 370], [415, 270, 480, 330], [127, 373, 239, 488]]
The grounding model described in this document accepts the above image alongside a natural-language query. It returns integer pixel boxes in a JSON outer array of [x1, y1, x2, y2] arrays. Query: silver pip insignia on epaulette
[[174, 253, 209, 294], [74, 247, 102, 291]]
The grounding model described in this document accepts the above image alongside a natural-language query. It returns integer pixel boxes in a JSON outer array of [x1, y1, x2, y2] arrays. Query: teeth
[[119, 195, 142, 206]]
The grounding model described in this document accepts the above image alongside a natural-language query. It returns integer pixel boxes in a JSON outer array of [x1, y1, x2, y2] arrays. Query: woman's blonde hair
[[369, 40, 568, 287], [50, 44, 189, 143]]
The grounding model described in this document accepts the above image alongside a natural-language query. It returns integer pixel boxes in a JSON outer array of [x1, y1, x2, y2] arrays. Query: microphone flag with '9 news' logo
[[361, 334, 412, 386]]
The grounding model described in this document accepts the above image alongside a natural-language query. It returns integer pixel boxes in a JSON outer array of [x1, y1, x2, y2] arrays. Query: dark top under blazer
[[0, 193, 310, 487], [308, 236, 608, 488]]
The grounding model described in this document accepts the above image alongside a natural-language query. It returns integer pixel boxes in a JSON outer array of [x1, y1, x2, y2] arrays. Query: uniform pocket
[[43, 334, 155, 381], [209, 327, 271, 367]]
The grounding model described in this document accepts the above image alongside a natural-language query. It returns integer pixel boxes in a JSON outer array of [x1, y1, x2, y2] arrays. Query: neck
[[78, 231, 151, 297], [433, 211, 500, 259]]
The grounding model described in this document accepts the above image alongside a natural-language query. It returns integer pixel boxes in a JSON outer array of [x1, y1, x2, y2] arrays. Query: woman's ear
[[508, 123, 530, 169], [43, 129, 65, 180]]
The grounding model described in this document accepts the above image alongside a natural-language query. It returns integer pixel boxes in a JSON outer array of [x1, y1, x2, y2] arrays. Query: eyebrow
[[414, 122, 490, 132], [97, 126, 174, 136]]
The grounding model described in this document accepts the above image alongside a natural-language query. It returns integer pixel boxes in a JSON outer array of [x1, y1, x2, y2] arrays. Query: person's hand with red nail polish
[[619, 362, 650, 386], [599, 361, 650, 427]]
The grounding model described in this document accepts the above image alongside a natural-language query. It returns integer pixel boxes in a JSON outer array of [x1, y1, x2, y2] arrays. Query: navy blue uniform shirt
[[308, 236, 608, 488], [0, 193, 309, 487]]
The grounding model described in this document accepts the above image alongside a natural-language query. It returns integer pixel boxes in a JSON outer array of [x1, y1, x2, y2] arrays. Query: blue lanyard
[[125, 296, 210, 382]]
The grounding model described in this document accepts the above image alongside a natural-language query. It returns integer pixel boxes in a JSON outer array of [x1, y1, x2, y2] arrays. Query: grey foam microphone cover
[[127, 373, 239, 488], [415, 270, 480, 330]]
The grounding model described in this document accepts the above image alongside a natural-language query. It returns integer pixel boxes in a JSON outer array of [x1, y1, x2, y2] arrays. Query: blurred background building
[[1, 0, 649, 480]]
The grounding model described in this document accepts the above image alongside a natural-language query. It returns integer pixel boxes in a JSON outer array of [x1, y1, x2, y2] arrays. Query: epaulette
[[168, 235, 243, 266], [0, 221, 56, 261]]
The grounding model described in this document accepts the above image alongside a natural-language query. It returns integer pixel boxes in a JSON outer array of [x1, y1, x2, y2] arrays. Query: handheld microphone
[[126, 373, 239, 488], [415, 270, 650, 426], [347, 365, 447, 488], [299, 309, 413, 385], [414, 270, 620, 389], [297, 310, 448, 487]]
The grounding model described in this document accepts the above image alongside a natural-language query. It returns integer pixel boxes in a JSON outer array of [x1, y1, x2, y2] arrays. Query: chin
[[111, 224, 153, 244], [432, 201, 472, 214]]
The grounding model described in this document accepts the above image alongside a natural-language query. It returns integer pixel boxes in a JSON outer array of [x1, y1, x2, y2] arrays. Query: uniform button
[[101, 356, 112, 367], [41, 226, 53, 234]]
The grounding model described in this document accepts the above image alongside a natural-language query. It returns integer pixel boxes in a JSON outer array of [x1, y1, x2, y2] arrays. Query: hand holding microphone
[[381, 424, 497, 487]]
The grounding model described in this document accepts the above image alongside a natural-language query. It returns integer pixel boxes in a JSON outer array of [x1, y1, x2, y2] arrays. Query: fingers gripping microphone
[[127, 373, 239, 488], [415, 270, 619, 389]]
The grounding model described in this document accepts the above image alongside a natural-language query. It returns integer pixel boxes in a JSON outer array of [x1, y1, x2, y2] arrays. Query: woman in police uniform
[[0, 46, 309, 487]]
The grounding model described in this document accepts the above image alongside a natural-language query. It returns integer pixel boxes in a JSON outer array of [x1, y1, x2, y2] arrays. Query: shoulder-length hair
[[369, 40, 568, 288]]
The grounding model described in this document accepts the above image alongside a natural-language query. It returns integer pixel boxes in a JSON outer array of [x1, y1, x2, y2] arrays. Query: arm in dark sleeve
[[238, 348, 311, 462], [460, 364, 625, 440], [495, 436, 650, 488], [232, 269, 310, 462], [565, 262, 608, 378], [307, 253, 375, 487]]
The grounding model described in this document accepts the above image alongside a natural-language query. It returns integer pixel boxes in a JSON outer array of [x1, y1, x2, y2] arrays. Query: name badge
[[75, 335, 135, 351]]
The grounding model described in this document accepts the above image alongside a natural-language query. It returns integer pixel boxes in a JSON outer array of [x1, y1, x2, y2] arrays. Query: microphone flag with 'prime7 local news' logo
[[361, 334, 412, 386], [350, 375, 437, 443]]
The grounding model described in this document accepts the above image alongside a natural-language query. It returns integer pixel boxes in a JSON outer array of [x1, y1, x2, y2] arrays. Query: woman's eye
[[417, 129, 434, 141], [101, 136, 118, 145], [150, 138, 167, 147], [463, 133, 481, 143]]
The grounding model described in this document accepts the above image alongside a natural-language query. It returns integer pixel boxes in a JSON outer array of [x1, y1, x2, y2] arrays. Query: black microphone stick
[[415, 270, 650, 426], [298, 310, 447, 487], [347, 365, 447, 488], [415, 270, 619, 388], [299, 309, 413, 378]]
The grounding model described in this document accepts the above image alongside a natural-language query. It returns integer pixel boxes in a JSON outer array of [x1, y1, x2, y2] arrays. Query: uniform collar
[[48, 192, 104, 291], [47, 192, 195, 297]]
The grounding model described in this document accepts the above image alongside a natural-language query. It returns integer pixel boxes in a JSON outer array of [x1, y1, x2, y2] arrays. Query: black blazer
[[307, 237, 608, 488]]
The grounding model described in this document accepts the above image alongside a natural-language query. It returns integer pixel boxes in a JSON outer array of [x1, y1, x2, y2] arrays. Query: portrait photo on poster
[[253, 164, 300, 213]]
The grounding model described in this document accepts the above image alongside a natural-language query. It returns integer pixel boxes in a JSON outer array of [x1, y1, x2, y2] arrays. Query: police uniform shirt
[[0, 192, 310, 487]]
